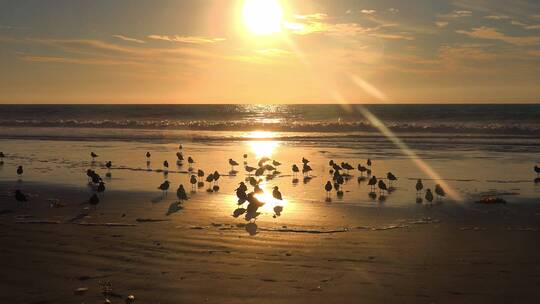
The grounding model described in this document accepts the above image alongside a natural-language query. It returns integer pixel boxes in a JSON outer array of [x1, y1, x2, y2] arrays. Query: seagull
[[177, 184, 188, 201], [236, 183, 248, 204], [325, 181, 333, 199], [245, 165, 256, 175], [243, 154, 248, 159], [425, 189, 434, 204], [302, 157, 310, 165], [206, 173, 215, 192], [14, 190, 28, 202], [229, 158, 239, 170], [255, 167, 265, 177], [91, 152, 98, 161], [434, 184, 446, 201], [378, 180, 388, 196], [197, 169, 205, 182], [272, 160, 281, 169], [190, 175, 197, 190], [0, 152, 4, 164], [158, 181, 170, 196], [535, 165, 540, 177], [176, 152, 184, 164], [273, 205, 283, 218], [387, 172, 397, 187], [86, 169, 95, 182], [368, 176, 377, 192], [248, 176, 260, 187], [163, 160, 169, 169], [272, 186, 283, 200], [0, 152, 4, 158], [90, 172, 101, 184], [367, 158, 372, 167], [188, 156, 194, 170], [178, 144, 183, 150], [105, 161, 112, 170], [291, 164, 299, 177], [415, 179, 424, 196], [341, 162, 354, 174], [17, 165, 23, 176], [97, 181, 106, 193], [146, 152, 151, 159], [264, 164, 276, 171], [258, 157, 270, 167], [358, 164, 367, 176], [302, 163, 312, 177]]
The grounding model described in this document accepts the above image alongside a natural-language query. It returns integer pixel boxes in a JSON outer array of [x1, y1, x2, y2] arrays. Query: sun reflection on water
[[245, 131, 280, 159]]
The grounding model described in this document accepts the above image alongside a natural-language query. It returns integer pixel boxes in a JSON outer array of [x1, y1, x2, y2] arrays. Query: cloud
[[438, 10, 472, 19], [360, 9, 377, 15], [457, 26, 540, 45], [388, 8, 399, 14], [436, 21, 449, 28], [484, 15, 510, 20], [147, 35, 225, 44], [113, 35, 145, 44], [294, 13, 328, 20], [20, 55, 140, 66]]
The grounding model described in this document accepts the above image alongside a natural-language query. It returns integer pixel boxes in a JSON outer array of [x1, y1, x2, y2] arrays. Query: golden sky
[[1, 0, 539, 104]]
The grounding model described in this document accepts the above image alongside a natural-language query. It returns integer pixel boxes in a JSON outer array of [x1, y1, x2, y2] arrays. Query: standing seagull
[[378, 180, 388, 196], [272, 160, 281, 170], [206, 173, 215, 192], [291, 164, 299, 177], [272, 186, 283, 201], [387, 172, 397, 187], [358, 164, 367, 177], [367, 176, 377, 193], [367, 158, 372, 168], [245, 165, 256, 176], [236, 183, 248, 204], [197, 169, 205, 183], [535, 165, 540, 177], [91, 152, 98, 161], [229, 159, 239, 171], [0, 152, 4, 165], [105, 161, 112, 170], [415, 179, 424, 196], [17, 165, 24, 177], [97, 181, 106, 194], [177, 184, 188, 201], [188, 156, 195, 171], [302, 163, 312, 177], [325, 181, 333, 199], [190, 175, 197, 191], [158, 181, 170, 196], [425, 189, 434, 204], [176, 152, 184, 165], [434, 184, 446, 201], [146, 152, 151, 166]]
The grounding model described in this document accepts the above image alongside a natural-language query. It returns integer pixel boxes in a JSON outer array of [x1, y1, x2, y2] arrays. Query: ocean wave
[[0, 119, 539, 135]]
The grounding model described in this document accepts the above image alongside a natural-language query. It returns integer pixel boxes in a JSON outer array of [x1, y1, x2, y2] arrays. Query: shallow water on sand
[[1, 136, 538, 214]]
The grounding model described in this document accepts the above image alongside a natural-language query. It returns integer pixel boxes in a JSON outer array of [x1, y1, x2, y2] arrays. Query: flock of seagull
[[3, 148, 540, 218]]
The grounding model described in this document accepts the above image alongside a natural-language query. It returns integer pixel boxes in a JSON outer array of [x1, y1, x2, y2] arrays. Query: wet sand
[[1, 183, 540, 303]]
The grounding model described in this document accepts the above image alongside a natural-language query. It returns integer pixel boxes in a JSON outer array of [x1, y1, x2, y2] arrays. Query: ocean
[[0, 104, 539, 147]]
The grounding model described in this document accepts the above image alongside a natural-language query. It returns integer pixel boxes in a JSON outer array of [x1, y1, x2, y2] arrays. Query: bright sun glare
[[242, 0, 284, 35]]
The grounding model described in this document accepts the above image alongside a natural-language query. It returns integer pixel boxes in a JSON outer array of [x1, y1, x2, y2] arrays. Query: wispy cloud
[[438, 10, 472, 19], [113, 35, 145, 44], [147, 35, 225, 44], [457, 26, 540, 45], [360, 9, 377, 15], [484, 15, 510, 20]]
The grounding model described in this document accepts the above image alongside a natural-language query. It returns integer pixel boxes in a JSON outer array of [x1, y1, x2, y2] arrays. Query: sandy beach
[[1, 136, 539, 303]]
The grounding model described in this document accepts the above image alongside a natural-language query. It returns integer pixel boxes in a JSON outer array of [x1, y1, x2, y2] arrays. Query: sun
[[242, 0, 284, 36]]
